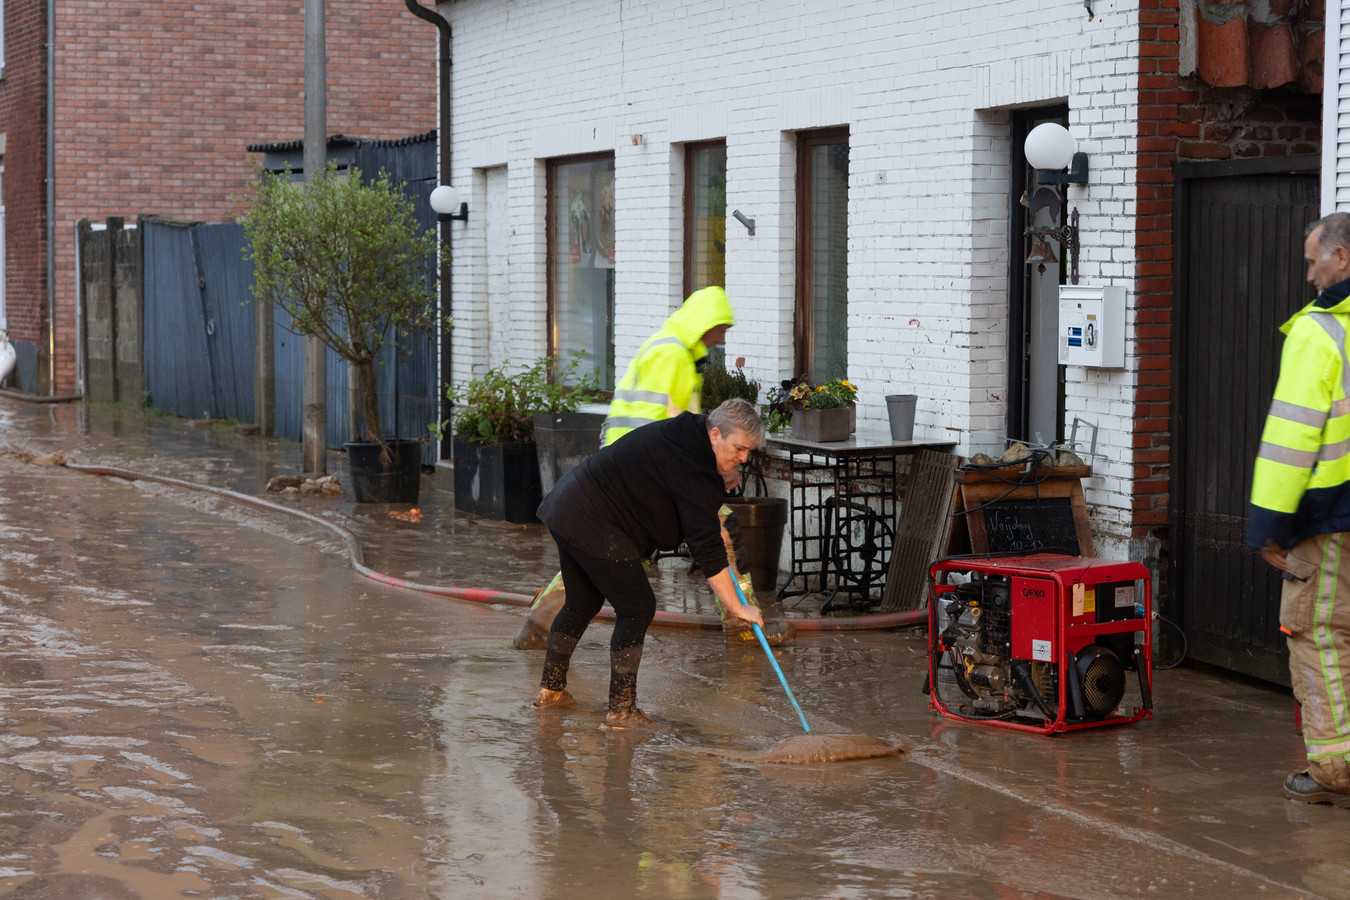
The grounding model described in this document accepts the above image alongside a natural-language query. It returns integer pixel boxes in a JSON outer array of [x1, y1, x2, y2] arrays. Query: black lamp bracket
[[437, 202, 469, 224], [1036, 151, 1090, 187]]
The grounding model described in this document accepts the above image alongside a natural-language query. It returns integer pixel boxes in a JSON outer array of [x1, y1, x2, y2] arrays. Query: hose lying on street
[[65, 462, 926, 633]]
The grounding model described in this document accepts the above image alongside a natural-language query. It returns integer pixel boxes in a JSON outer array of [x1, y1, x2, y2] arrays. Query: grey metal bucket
[[885, 394, 916, 441]]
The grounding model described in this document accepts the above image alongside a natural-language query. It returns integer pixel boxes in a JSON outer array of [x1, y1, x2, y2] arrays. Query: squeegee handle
[[730, 568, 811, 733]]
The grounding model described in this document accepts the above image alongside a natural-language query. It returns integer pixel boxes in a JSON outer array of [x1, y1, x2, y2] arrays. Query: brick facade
[[1134, 0, 1322, 546], [0, 0, 437, 393], [0, 0, 51, 347]]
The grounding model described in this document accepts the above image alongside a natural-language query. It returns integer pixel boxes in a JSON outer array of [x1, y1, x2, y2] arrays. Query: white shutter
[[0, 163, 6, 334], [1325, 0, 1350, 212]]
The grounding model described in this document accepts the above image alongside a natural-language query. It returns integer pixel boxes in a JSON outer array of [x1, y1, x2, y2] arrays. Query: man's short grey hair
[[707, 397, 765, 447], [1307, 212, 1350, 258]]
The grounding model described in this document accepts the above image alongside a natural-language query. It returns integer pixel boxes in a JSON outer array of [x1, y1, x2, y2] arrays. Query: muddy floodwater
[[1, 401, 1348, 898]]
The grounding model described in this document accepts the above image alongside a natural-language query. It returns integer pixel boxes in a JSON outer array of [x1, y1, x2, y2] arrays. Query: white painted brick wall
[[439, 0, 1143, 546]]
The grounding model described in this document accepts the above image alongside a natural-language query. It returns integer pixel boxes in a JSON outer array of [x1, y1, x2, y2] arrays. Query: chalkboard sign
[[980, 497, 1080, 554], [946, 468, 1095, 557]]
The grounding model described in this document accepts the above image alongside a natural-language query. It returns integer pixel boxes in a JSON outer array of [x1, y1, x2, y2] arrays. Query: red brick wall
[[1135, 0, 1322, 542], [0, 0, 52, 355], [1179, 86, 1321, 160], [31, 1, 439, 394], [1135, 0, 1183, 542]]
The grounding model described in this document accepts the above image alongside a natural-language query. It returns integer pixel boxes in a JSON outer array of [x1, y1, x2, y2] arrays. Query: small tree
[[242, 163, 448, 449]]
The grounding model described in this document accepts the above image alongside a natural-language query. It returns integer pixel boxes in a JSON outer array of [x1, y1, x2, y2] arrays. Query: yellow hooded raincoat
[[600, 286, 734, 447]]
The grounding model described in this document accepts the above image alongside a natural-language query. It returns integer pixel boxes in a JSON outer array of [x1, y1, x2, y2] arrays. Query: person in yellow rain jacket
[[1249, 212, 1350, 809], [599, 285, 732, 446], [514, 286, 794, 649]]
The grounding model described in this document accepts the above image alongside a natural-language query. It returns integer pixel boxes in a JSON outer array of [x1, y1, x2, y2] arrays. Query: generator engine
[[928, 554, 1153, 734]]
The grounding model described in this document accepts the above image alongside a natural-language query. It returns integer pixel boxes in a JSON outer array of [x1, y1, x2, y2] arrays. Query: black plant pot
[[451, 435, 541, 523], [722, 496, 788, 594], [345, 439, 423, 504], [532, 411, 605, 496]]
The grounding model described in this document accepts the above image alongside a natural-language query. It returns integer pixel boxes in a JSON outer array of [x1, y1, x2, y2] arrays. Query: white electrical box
[[1058, 284, 1126, 368]]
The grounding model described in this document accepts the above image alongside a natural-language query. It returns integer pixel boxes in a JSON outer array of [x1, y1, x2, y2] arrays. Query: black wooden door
[[1171, 156, 1319, 685]]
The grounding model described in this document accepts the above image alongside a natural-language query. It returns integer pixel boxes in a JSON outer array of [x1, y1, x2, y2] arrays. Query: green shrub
[[437, 352, 604, 443], [701, 354, 761, 411]]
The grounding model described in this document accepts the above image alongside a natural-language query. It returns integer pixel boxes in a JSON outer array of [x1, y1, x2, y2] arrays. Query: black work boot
[[1283, 770, 1350, 807]]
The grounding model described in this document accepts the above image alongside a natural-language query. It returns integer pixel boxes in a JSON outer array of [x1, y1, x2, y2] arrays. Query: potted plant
[[437, 355, 602, 523], [764, 376, 857, 442], [242, 163, 448, 504]]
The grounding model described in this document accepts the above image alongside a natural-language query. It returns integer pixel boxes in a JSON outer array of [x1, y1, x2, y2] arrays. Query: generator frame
[[928, 553, 1154, 735]]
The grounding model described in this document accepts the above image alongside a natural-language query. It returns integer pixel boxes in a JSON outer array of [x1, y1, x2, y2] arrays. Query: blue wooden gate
[[139, 133, 440, 461], [142, 218, 256, 424]]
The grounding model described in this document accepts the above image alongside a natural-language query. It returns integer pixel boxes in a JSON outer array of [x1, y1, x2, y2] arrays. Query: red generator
[[928, 553, 1153, 734]]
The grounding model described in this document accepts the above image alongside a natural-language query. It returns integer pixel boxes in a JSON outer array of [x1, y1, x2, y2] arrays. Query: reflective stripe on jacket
[[600, 286, 733, 447], [1248, 283, 1350, 549]]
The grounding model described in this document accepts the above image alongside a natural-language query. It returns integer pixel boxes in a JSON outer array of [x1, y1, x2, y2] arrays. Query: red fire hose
[[66, 462, 925, 632]]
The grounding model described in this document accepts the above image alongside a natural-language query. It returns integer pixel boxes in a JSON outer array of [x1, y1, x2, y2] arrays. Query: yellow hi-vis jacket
[[600, 286, 734, 447], [1248, 285, 1350, 550]]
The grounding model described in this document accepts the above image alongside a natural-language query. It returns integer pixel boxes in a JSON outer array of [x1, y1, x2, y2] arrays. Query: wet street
[[0, 400, 1348, 898]]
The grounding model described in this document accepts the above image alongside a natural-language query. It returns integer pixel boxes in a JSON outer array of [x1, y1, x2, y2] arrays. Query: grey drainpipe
[[403, 0, 453, 459], [45, 0, 56, 394]]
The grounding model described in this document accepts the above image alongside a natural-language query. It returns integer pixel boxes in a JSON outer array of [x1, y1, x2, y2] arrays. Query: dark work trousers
[[539, 530, 657, 711]]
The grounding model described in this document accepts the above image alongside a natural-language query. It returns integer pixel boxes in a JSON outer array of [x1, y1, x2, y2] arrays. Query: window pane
[[687, 143, 727, 293], [807, 141, 848, 382], [550, 156, 616, 390]]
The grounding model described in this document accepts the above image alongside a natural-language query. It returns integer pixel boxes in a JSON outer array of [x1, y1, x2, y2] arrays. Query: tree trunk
[[357, 361, 383, 448]]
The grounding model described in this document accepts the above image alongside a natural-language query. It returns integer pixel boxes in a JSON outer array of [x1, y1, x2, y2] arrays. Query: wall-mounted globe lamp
[[1021, 122, 1088, 284], [430, 184, 468, 224]]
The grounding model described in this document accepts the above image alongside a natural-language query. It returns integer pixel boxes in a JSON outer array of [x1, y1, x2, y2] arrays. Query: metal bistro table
[[767, 431, 958, 612]]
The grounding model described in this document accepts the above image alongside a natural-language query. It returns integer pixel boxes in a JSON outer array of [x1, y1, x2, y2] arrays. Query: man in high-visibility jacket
[[514, 287, 793, 650], [1249, 212, 1350, 809]]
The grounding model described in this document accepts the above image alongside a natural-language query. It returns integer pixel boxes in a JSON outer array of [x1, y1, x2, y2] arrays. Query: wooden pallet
[[946, 464, 1094, 557], [879, 449, 961, 612]]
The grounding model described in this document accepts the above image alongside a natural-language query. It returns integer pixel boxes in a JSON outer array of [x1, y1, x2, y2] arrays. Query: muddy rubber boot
[[601, 644, 647, 730], [532, 687, 576, 709], [538, 630, 581, 700], [512, 573, 567, 650], [600, 705, 653, 730]]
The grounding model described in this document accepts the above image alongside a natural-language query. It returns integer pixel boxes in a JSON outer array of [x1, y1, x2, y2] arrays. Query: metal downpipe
[[45, 0, 56, 394], [403, 0, 454, 458]]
